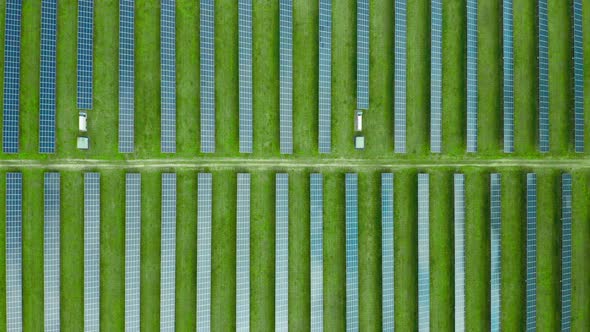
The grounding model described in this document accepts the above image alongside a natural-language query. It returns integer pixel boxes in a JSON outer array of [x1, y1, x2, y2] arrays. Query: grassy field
[[0, 0, 588, 331]]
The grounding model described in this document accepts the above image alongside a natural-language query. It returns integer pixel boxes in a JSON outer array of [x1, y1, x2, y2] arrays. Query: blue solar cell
[[3, 0, 22, 153], [280, 0, 293, 154], [197, 173, 212, 331], [417, 174, 430, 331], [239, 0, 253, 153], [357, 0, 369, 110], [44, 173, 60, 331], [394, 0, 407, 153], [84, 173, 100, 332], [125, 173, 141, 331], [200, 0, 216, 153], [526, 173, 537, 330], [77, 0, 94, 110], [160, 173, 176, 331], [490, 173, 501, 332], [503, 0, 514, 153], [318, 0, 332, 153], [381, 173, 394, 331], [345, 174, 358, 331], [40, 0, 57, 153], [454, 174, 465, 332], [236, 173, 250, 331], [430, 0, 442, 153], [276, 174, 289, 330], [119, 0, 135, 153], [573, 0, 584, 153], [466, 0, 478, 152], [310, 174, 323, 331], [538, 0, 549, 153], [161, 0, 176, 153], [561, 174, 572, 331], [6, 172, 22, 331]]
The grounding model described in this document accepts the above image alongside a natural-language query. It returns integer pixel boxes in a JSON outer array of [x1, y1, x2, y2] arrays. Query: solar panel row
[[573, 0, 584, 153], [454, 174, 465, 332], [561, 174, 572, 331], [2, 0, 22, 153], [503, 0, 514, 153], [84, 172, 100, 332], [356, 0, 369, 110], [466, 0, 478, 152], [310, 174, 323, 331], [238, 0, 253, 153], [197, 173, 212, 331], [279, 0, 293, 154], [345, 174, 358, 331], [200, 0, 216, 153], [125, 173, 141, 331], [381, 173, 394, 331], [526, 173, 537, 331], [160, 173, 176, 331], [430, 0, 442, 153], [275, 174, 289, 330], [39, 0, 57, 153], [538, 0, 549, 153], [490, 173, 501, 332], [6, 172, 22, 331], [44, 173, 60, 332], [236, 173, 250, 331], [119, 0, 135, 153], [417, 174, 430, 331], [161, 0, 176, 153], [318, 0, 332, 153], [394, 0, 407, 153], [77, 0, 94, 110]]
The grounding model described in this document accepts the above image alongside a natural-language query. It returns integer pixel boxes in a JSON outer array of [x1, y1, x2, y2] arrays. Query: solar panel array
[[2, 0, 22, 153], [197, 173, 212, 331], [503, 0, 514, 153], [279, 0, 293, 154], [430, 0, 442, 153], [318, 0, 332, 153], [417, 173, 430, 331], [310, 174, 324, 331], [345, 173, 359, 331], [561, 174, 572, 331], [356, 0, 369, 110], [275, 174, 289, 330], [39, 0, 57, 153], [538, 0, 549, 152], [161, 0, 176, 153], [77, 0, 94, 110], [381, 173, 394, 331], [490, 173, 501, 332], [238, 0, 253, 153], [200, 0, 216, 153], [394, 0, 407, 153], [526, 173, 537, 331], [236, 173, 251, 331], [453, 174, 465, 332], [84, 173, 100, 332], [119, 0, 135, 153], [125, 173, 141, 331], [466, 0, 478, 152], [6, 173, 22, 331], [161, 173, 176, 331], [44, 173, 60, 331], [573, 0, 584, 153]]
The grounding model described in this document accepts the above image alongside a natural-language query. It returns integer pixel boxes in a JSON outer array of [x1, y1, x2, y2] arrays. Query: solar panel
[[430, 0, 442, 153], [318, 0, 332, 153], [561, 174, 572, 331], [84, 172, 100, 332], [161, 173, 176, 331], [466, 0, 478, 152], [417, 173, 430, 331], [2, 0, 22, 153], [310, 174, 323, 331], [381, 173, 394, 331], [44, 173, 60, 332], [161, 0, 176, 153], [119, 0, 135, 153], [200, 0, 216, 153], [454, 174, 465, 332], [394, 0, 407, 153], [356, 0, 369, 110], [239, 0, 253, 153], [538, 0, 549, 152], [197, 173, 212, 331], [279, 0, 293, 154], [503, 0, 514, 153], [526, 173, 537, 330], [345, 173, 358, 331], [39, 0, 57, 153], [573, 0, 584, 153], [276, 174, 289, 330], [6, 172, 22, 331], [490, 173, 501, 332], [236, 173, 250, 331], [125, 173, 141, 331], [77, 0, 94, 110]]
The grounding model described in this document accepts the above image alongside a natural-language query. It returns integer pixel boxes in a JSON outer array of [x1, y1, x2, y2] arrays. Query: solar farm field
[[0, 1, 589, 332]]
